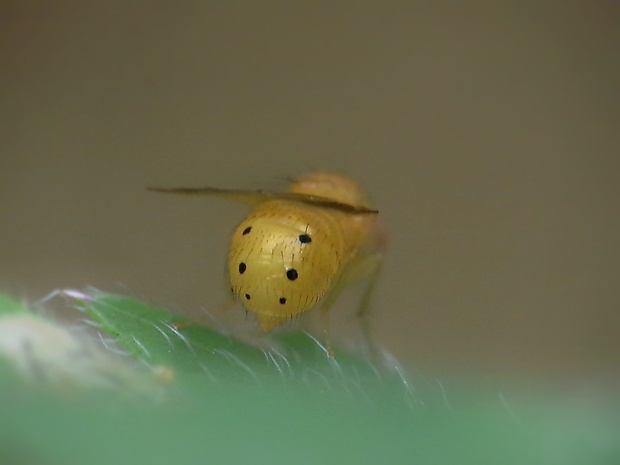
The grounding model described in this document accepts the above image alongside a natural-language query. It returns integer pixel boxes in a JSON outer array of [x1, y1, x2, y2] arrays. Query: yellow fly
[[149, 171, 386, 355]]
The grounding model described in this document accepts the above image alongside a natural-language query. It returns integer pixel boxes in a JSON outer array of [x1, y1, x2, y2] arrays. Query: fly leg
[[349, 252, 384, 358], [318, 293, 339, 358]]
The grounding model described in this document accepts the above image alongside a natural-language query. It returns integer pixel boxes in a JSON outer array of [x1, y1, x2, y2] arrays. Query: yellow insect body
[[149, 172, 384, 346]]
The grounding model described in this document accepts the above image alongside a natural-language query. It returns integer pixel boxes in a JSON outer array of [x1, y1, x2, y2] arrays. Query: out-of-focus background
[[1, 2, 618, 390]]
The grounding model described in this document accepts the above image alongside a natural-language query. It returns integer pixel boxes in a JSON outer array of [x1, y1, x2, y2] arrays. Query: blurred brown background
[[1, 2, 618, 388]]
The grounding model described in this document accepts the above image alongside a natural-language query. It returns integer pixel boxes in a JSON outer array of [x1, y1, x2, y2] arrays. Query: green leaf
[[0, 293, 28, 315], [1, 290, 618, 465], [71, 290, 415, 406]]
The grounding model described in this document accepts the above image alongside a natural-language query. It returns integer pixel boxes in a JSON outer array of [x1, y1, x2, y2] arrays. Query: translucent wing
[[147, 186, 378, 215]]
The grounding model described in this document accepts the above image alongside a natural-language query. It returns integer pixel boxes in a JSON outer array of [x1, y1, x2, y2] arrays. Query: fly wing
[[147, 186, 378, 215], [281, 192, 379, 214], [147, 186, 269, 207]]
